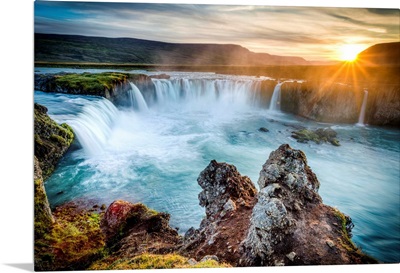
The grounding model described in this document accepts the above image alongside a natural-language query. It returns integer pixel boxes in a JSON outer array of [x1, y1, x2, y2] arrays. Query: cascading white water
[[66, 99, 119, 156], [128, 82, 149, 111], [151, 78, 261, 110], [269, 82, 283, 111], [357, 89, 368, 125]]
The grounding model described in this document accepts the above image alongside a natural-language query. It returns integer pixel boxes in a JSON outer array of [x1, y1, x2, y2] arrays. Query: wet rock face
[[240, 144, 374, 266]]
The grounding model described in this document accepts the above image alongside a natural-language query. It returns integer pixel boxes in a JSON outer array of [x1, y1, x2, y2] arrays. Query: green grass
[[34, 207, 106, 271], [89, 253, 231, 270], [54, 72, 129, 94]]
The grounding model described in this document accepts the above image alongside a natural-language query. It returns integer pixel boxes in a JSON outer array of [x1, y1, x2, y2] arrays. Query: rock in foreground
[[239, 144, 376, 266], [180, 160, 257, 265]]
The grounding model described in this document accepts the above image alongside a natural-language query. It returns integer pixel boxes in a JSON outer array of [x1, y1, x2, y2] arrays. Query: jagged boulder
[[239, 144, 377, 266], [180, 160, 257, 264], [34, 103, 74, 179]]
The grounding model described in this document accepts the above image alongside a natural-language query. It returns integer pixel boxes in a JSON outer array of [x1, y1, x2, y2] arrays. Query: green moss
[[89, 253, 231, 270], [291, 128, 340, 146], [35, 208, 106, 271], [54, 72, 129, 95], [34, 178, 53, 239], [334, 209, 378, 263]]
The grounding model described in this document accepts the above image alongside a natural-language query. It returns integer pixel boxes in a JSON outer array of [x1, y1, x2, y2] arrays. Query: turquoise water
[[34, 70, 399, 263]]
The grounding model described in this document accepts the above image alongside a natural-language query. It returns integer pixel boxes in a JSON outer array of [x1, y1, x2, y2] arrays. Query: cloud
[[34, 2, 399, 61]]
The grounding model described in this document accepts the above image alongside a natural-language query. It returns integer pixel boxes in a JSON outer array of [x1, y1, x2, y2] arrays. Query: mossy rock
[[333, 209, 378, 264], [34, 103, 74, 180], [291, 127, 340, 146], [53, 72, 130, 95], [34, 205, 106, 271], [34, 157, 54, 240]]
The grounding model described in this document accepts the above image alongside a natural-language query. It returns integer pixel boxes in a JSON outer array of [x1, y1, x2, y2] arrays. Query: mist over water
[[34, 70, 399, 263]]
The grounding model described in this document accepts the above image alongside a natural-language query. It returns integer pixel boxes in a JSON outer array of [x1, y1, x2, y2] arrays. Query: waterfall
[[357, 89, 368, 125], [269, 82, 283, 111], [151, 78, 261, 109], [128, 82, 149, 111], [66, 99, 119, 156]]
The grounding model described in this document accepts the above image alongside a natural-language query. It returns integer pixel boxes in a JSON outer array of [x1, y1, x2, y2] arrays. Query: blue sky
[[34, 0, 399, 61]]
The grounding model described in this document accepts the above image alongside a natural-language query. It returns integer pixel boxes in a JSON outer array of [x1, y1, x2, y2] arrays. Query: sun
[[338, 44, 364, 62]]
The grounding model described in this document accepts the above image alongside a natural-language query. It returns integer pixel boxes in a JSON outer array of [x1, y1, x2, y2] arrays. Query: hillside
[[356, 42, 400, 66], [34, 33, 309, 66]]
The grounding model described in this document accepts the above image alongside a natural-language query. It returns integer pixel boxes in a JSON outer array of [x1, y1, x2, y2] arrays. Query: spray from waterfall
[[128, 82, 149, 111], [269, 82, 283, 111], [357, 89, 368, 125]]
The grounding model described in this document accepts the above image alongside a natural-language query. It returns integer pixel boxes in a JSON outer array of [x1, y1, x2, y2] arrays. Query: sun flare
[[338, 44, 364, 62]]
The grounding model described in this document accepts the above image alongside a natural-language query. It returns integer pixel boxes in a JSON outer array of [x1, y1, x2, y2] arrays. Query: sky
[[34, 0, 399, 61]]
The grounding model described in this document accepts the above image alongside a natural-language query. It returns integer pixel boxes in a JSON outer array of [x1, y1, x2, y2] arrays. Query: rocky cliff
[[34, 103, 74, 179], [34, 72, 156, 108], [280, 81, 400, 126]]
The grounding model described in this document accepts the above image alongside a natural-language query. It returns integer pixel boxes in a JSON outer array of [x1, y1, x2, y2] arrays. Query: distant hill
[[356, 42, 400, 66], [34, 33, 309, 66]]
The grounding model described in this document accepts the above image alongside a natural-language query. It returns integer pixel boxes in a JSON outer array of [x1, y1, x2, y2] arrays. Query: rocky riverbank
[[34, 104, 377, 270]]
